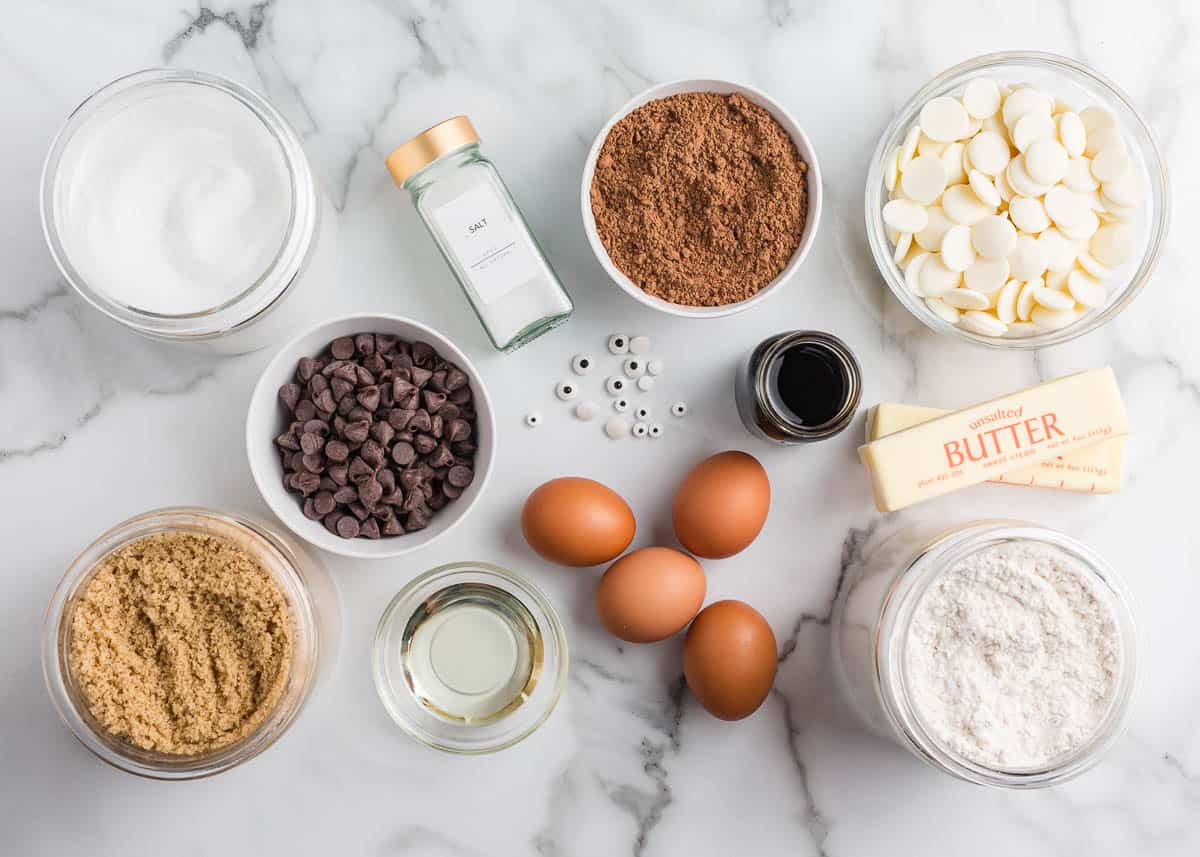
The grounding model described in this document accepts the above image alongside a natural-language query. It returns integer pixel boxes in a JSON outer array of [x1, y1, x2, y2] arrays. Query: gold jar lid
[[385, 116, 480, 186]]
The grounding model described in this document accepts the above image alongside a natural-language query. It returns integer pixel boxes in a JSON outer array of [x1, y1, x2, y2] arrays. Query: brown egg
[[683, 600, 777, 721], [672, 451, 770, 558], [521, 477, 636, 566], [595, 547, 706, 643]]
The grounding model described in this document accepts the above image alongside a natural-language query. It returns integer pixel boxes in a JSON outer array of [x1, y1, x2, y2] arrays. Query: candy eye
[[647, 359, 665, 376], [634, 407, 650, 420], [605, 376, 626, 396], [637, 376, 655, 392], [629, 335, 651, 355], [525, 413, 542, 427], [648, 423, 663, 438], [613, 398, 630, 413], [555, 381, 578, 401], [571, 355, 593, 375], [671, 401, 688, 417], [631, 422, 649, 438], [623, 357, 645, 378], [607, 335, 629, 355]]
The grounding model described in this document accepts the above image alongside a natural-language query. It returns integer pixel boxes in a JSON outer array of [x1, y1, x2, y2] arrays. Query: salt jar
[[386, 117, 573, 352]]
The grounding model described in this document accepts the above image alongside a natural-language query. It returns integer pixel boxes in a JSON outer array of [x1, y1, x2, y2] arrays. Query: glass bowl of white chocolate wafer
[[866, 51, 1168, 348]]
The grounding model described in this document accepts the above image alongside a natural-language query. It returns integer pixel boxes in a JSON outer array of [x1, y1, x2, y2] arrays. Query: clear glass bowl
[[832, 520, 1138, 788], [373, 562, 568, 754], [865, 51, 1169, 349], [42, 507, 338, 780]]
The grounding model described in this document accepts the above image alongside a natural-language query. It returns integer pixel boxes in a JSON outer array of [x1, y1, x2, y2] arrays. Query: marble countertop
[[3, 1, 1197, 855]]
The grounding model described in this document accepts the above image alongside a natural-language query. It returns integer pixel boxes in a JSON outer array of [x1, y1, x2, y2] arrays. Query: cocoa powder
[[590, 92, 808, 307]]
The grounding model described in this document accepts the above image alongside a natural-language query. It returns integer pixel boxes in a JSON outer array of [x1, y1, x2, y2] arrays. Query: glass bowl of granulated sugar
[[582, 79, 823, 319]]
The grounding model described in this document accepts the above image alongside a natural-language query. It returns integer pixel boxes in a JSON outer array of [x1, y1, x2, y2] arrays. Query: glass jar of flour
[[41, 69, 336, 354], [831, 520, 1138, 788], [386, 116, 573, 352]]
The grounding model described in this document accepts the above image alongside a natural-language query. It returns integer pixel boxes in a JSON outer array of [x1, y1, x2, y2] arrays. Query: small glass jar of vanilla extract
[[735, 330, 862, 444]]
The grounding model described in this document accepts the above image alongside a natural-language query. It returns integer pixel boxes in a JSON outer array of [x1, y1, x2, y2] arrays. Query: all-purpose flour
[[905, 540, 1122, 769]]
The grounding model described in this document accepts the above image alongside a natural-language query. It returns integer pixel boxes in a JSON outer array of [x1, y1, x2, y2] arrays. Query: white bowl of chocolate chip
[[247, 314, 495, 559]]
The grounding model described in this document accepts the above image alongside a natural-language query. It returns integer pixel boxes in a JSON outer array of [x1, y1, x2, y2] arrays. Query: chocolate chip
[[336, 515, 360, 538], [346, 406, 373, 424], [428, 369, 448, 392], [348, 502, 370, 522], [336, 396, 356, 417], [429, 443, 455, 469], [319, 476, 338, 492], [296, 472, 321, 496], [382, 489, 404, 506], [359, 478, 383, 506], [275, 431, 300, 451], [331, 337, 355, 360], [447, 465, 474, 488], [371, 422, 395, 447], [303, 498, 322, 520], [331, 376, 354, 402], [442, 480, 461, 499], [303, 419, 329, 436], [391, 441, 416, 466], [355, 365, 376, 386], [422, 390, 447, 413], [405, 509, 430, 531], [376, 333, 398, 353], [388, 408, 415, 430], [383, 516, 404, 536], [452, 440, 476, 457], [392, 379, 416, 401], [295, 399, 317, 422], [409, 409, 432, 433], [333, 486, 357, 504], [357, 386, 381, 412], [411, 341, 435, 367], [431, 414, 444, 439], [297, 357, 320, 382], [343, 420, 371, 444], [391, 353, 415, 373], [333, 363, 358, 384], [328, 464, 348, 486], [325, 440, 350, 463], [279, 384, 301, 412], [355, 333, 375, 356], [301, 453, 325, 474], [323, 512, 343, 535], [315, 389, 337, 414], [413, 433, 437, 455], [314, 491, 336, 515], [309, 373, 330, 396], [399, 467, 424, 493], [448, 386, 472, 405], [439, 403, 461, 423], [348, 456, 374, 483], [444, 368, 468, 392], [378, 468, 397, 494], [361, 518, 381, 539], [297, 433, 321, 456], [360, 439, 386, 468], [364, 353, 387, 375], [411, 366, 433, 388], [447, 419, 471, 442]]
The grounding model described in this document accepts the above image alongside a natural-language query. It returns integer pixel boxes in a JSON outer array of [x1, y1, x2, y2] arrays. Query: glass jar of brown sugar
[[735, 330, 862, 444]]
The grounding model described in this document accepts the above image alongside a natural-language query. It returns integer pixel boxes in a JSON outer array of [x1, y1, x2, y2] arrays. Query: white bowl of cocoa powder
[[582, 79, 822, 318]]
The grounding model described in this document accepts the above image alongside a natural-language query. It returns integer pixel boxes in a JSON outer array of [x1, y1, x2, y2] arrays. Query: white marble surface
[[2, 1, 1198, 854]]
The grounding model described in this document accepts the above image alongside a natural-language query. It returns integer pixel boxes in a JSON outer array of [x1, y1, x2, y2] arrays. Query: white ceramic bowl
[[246, 314, 495, 560], [580, 78, 823, 319]]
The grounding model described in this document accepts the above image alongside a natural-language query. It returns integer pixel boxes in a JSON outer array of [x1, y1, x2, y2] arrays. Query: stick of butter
[[858, 368, 1129, 512], [866, 403, 1125, 494]]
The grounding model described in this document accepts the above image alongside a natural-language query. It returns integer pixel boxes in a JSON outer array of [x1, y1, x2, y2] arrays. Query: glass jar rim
[[39, 68, 321, 341], [372, 561, 569, 754], [864, 50, 1170, 349], [875, 520, 1138, 788], [752, 330, 862, 440], [41, 506, 322, 780]]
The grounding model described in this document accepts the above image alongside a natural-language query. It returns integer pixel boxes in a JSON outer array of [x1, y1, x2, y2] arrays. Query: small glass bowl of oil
[[372, 562, 568, 753]]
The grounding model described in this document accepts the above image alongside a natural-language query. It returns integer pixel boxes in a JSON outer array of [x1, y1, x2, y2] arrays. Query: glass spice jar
[[734, 330, 862, 444], [386, 116, 573, 352]]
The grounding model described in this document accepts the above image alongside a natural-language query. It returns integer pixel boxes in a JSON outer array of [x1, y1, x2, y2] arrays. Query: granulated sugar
[[905, 540, 1122, 770]]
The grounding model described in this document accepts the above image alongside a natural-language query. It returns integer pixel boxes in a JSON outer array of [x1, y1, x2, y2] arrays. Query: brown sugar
[[68, 531, 293, 756], [590, 92, 808, 307]]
